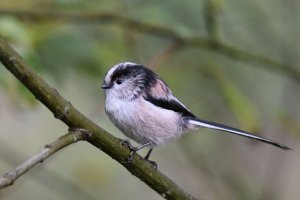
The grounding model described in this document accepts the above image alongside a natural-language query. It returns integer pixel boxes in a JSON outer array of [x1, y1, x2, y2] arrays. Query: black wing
[[143, 94, 196, 118]]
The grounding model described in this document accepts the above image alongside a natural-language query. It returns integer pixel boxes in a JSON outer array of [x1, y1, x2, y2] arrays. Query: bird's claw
[[121, 139, 133, 149], [147, 160, 157, 170], [121, 139, 138, 163], [121, 139, 157, 169]]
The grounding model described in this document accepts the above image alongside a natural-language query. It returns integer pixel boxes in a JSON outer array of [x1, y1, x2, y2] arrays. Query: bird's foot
[[121, 139, 138, 163], [145, 159, 157, 170], [143, 148, 157, 169], [121, 140, 157, 169]]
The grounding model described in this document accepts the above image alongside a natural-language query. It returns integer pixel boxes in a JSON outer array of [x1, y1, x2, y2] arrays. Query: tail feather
[[189, 118, 290, 150]]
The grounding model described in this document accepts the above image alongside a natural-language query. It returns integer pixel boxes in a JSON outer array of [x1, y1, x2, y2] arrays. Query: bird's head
[[102, 62, 157, 100]]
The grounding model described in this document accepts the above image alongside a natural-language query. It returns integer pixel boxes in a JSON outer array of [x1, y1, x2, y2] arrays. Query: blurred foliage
[[0, 0, 299, 200], [33, 25, 103, 78], [205, 65, 260, 132]]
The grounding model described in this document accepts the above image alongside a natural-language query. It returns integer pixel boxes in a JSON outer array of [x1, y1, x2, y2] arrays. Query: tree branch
[[0, 129, 90, 189], [0, 37, 197, 199], [0, 9, 299, 83], [0, 140, 99, 200]]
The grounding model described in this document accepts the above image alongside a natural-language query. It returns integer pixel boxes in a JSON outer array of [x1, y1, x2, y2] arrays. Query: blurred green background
[[0, 0, 299, 199]]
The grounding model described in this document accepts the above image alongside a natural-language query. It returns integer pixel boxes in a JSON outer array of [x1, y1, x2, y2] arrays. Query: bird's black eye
[[116, 79, 123, 85]]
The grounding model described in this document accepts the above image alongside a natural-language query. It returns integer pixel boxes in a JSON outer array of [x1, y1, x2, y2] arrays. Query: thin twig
[[0, 9, 299, 83], [0, 140, 98, 200], [0, 129, 91, 189], [0, 37, 197, 200]]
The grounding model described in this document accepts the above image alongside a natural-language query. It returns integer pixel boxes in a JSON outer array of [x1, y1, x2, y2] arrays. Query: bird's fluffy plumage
[[102, 62, 290, 152]]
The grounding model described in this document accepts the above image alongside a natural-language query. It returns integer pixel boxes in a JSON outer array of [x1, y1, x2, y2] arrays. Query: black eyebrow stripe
[[143, 95, 196, 118], [110, 67, 131, 82]]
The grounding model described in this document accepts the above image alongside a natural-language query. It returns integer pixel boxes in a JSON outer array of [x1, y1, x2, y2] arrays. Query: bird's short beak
[[101, 83, 111, 89]]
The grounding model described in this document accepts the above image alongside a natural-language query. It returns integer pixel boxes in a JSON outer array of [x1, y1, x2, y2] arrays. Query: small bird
[[102, 62, 290, 166]]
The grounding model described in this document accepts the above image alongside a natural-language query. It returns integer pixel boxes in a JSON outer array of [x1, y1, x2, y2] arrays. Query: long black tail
[[188, 118, 290, 150]]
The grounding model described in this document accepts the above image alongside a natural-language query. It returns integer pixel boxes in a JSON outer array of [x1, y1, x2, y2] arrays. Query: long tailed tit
[[102, 62, 290, 165]]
